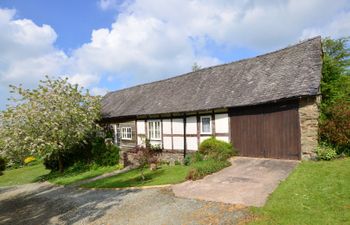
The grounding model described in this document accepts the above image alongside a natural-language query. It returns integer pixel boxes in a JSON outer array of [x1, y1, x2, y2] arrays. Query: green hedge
[[199, 137, 236, 161], [186, 159, 231, 180]]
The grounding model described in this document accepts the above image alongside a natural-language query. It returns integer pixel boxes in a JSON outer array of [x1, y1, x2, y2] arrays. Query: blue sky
[[0, 0, 349, 109]]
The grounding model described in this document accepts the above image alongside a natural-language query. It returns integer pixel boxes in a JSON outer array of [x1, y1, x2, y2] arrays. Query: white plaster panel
[[215, 113, 229, 133], [163, 137, 172, 150], [173, 136, 184, 150], [186, 137, 198, 151], [216, 136, 229, 143], [172, 118, 184, 134], [137, 120, 145, 134], [162, 119, 172, 134], [200, 136, 210, 144], [186, 116, 197, 134]]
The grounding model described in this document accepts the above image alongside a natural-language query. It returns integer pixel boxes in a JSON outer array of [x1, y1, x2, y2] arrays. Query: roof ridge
[[105, 36, 321, 96]]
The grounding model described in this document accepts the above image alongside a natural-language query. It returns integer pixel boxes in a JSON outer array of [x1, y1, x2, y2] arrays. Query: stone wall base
[[121, 150, 189, 167]]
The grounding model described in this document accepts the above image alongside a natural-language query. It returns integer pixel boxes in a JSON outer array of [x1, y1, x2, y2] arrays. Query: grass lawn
[[249, 158, 350, 225], [0, 163, 50, 187], [0, 163, 122, 187], [40, 164, 122, 185], [82, 165, 191, 188]]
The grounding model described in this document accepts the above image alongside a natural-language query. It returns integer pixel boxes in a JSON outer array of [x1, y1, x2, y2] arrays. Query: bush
[[316, 144, 338, 161], [320, 100, 350, 155], [199, 137, 236, 161], [44, 136, 120, 171], [0, 157, 6, 175], [91, 138, 120, 166], [186, 159, 231, 180], [183, 155, 191, 166]]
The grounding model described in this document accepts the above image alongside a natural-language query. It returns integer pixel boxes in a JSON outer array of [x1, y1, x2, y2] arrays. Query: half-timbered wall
[[135, 113, 230, 152]]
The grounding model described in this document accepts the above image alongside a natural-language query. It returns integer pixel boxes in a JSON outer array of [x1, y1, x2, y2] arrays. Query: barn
[[101, 36, 322, 161]]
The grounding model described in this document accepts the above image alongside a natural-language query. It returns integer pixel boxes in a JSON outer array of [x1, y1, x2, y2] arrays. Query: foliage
[[132, 144, 159, 181], [183, 155, 191, 166], [44, 136, 120, 171], [0, 163, 49, 186], [0, 157, 6, 175], [199, 137, 236, 161], [91, 137, 120, 166], [0, 76, 101, 172], [192, 62, 202, 71], [24, 156, 36, 165], [315, 143, 338, 161], [186, 159, 231, 180], [82, 165, 190, 188], [319, 37, 350, 154], [183, 152, 204, 166], [249, 158, 350, 225], [320, 37, 350, 111], [319, 100, 350, 153]]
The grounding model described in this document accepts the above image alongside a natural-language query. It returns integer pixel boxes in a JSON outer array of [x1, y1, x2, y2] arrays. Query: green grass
[[0, 163, 50, 187], [82, 165, 191, 188], [41, 164, 122, 185], [0, 163, 122, 187], [249, 158, 350, 225]]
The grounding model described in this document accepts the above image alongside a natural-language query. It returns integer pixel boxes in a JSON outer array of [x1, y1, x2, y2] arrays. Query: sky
[[0, 0, 349, 109]]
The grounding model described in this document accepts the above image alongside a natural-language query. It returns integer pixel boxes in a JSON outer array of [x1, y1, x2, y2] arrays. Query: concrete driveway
[[172, 157, 298, 207]]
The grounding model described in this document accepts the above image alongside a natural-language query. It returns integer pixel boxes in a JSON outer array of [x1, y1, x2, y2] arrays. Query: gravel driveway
[[0, 182, 247, 225]]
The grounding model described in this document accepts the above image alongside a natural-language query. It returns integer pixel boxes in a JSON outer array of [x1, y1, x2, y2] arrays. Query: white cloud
[[0, 8, 68, 108], [98, 0, 119, 11], [90, 87, 109, 96], [68, 73, 101, 88]]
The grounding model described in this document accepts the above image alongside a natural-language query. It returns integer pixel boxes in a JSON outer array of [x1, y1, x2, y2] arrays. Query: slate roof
[[102, 36, 322, 118]]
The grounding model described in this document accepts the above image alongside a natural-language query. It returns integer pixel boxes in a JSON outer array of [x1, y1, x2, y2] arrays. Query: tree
[[0, 76, 101, 172], [320, 37, 350, 118], [192, 62, 202, 72], [320, 37, 350, 153]]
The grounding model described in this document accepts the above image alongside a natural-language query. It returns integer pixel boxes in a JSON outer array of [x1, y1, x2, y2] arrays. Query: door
[[229, 101, 301, 160]]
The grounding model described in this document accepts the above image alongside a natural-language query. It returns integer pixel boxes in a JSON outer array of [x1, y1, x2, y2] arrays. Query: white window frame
[[148, 120, 161, 140], [121, 127, 132, 140], [200, 115, 212, 134]]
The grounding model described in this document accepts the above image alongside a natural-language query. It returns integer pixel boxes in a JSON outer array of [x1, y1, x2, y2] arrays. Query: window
[[148, 120, 161, 140], [201, 116, 212, 134], [121, 127, 132, 140]]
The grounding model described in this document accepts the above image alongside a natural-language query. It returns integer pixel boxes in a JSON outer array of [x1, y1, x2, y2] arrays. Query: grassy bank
[[249, 158, 350, 225], [82, 165, 190, 188]]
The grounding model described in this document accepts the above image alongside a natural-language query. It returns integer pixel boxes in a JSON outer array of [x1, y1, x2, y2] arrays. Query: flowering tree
[[0, 76, 101, 172]]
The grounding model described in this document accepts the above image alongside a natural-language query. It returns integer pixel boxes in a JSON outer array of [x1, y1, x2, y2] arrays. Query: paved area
[[172, 157, 298, 207], [0, 182, 247, 225]]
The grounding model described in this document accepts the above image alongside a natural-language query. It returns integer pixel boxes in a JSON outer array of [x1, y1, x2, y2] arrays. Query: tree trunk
[[58, 152, 64, 173]]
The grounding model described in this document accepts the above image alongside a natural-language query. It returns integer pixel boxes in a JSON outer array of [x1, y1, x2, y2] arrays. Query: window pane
[[202, 117, 211, 133]]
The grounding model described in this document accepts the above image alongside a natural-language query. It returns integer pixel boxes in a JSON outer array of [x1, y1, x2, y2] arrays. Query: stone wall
[[299, 96, 320, 160], [121, 150, 186, 167]]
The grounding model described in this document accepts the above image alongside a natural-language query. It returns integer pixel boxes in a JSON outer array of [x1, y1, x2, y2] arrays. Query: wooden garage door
[[229, 101, 301, 160]]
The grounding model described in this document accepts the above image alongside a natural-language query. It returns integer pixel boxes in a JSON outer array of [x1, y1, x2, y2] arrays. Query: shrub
[[0, 157, 6, 175], [320, 100, 350, 155], [92, 138, 120, 166], [24, 156, 36, 165], [316, 144, 338, 161], [183, 155, 191, 166], [184, 152, 204, 166], [186, 159, 231, 180], [199, 137, 236, 161], [44, 136, 120, 171]]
